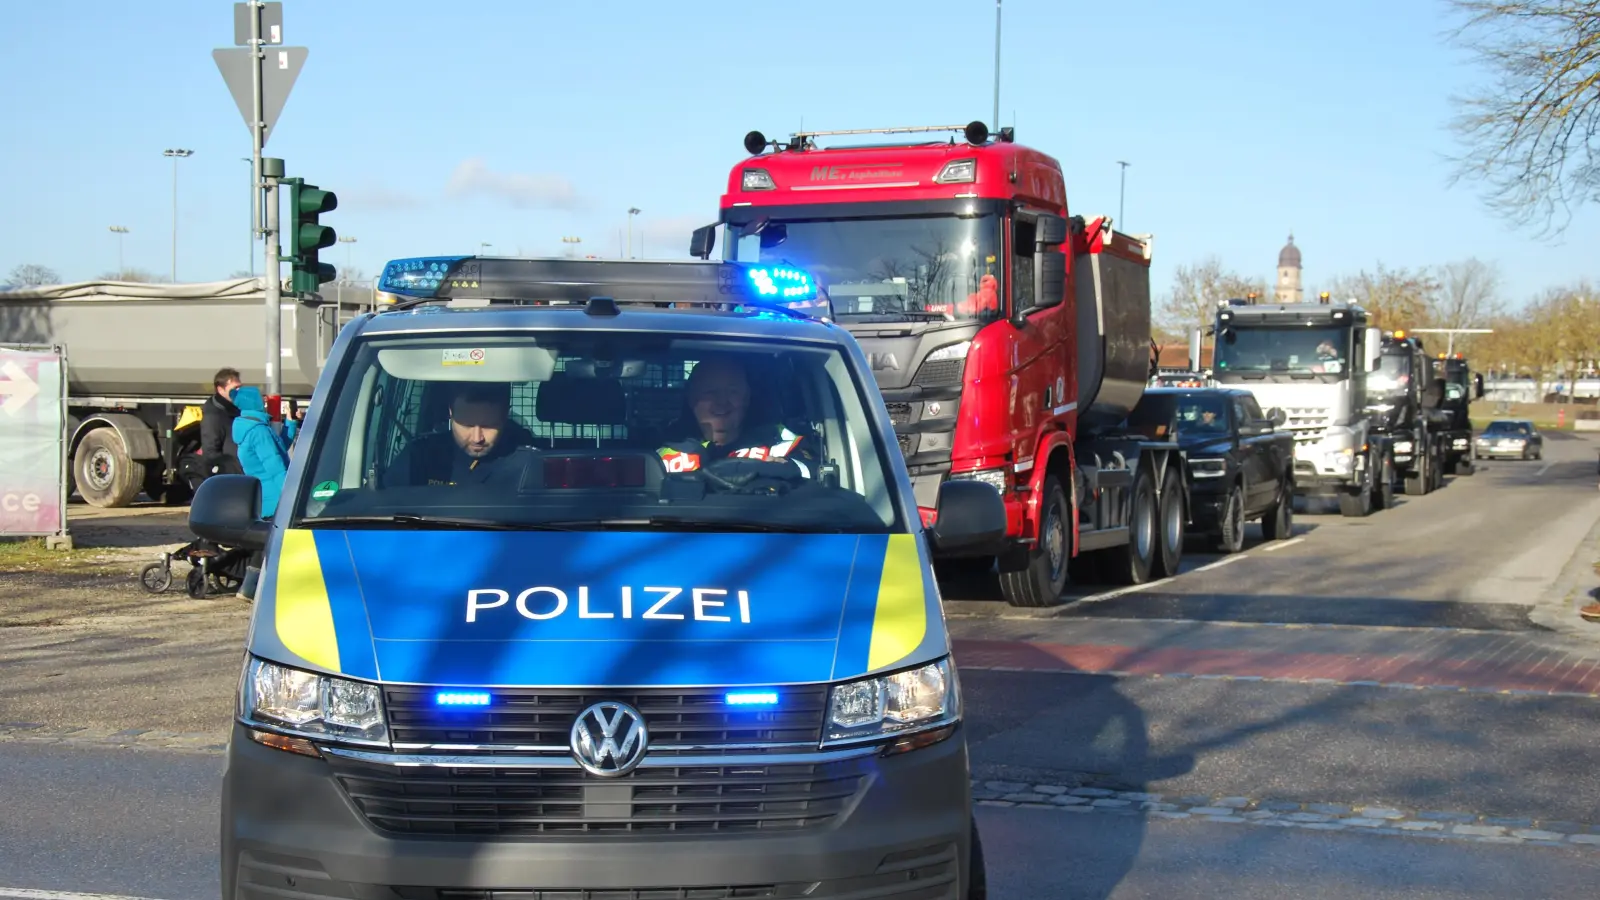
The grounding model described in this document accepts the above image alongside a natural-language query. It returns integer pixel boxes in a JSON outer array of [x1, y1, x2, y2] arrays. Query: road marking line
[[1259, 537, 1306, 552], [1190, 555, 1246, 573], [0, 890, 172, 900], [1536, 461, 1553, 477], [1064, 576, 1175, 607]]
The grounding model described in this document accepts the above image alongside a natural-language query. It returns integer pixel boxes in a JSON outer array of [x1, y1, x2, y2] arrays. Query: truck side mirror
[[689, 225, 717, 260], [929, 479, 1007, 554], [1267, 407, 1288, 427], [1364, 327, 1382, 372], [1036, 213, 1068, 246], [1031, 248, 1066, 312], [189, 474, 272, 551], [1474, 373, 1485, 399]]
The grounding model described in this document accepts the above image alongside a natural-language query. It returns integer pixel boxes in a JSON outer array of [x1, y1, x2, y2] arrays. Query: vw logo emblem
[[570, 701, 649, 777]]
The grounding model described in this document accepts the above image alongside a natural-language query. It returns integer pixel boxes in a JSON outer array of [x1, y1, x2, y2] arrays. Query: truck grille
[[1283, 407, 1331, 444], [896, 433, 916, 456], [327, 757, 869, 837], [886, 401, 913, 425], [912, 358, 964, 388], [386, 686, 829, 751]]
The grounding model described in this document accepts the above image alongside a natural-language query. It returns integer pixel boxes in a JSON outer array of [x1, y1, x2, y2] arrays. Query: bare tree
[[1322, 264, 1441, 329], [8, 263, 59, 286], [1444, 1, 1600, 232], [98, 268, 171, 284], [1155, 256, 1268, 335]]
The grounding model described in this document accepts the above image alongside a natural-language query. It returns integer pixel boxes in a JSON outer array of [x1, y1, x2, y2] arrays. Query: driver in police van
[[382, 382, 535, 488], [656, 353, 820, 480]]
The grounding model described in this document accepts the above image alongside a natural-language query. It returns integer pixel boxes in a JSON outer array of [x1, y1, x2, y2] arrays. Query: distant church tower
[[1275, 233, 1303, 304]]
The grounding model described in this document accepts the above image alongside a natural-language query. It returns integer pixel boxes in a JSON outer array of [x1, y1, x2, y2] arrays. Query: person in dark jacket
[[199, 368, 244, 479], [382, 383, 535, 488]]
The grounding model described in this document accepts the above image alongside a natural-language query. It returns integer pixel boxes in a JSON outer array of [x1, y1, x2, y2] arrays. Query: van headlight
[[823, 657, 959, 746], [242, 656, 389, 745]]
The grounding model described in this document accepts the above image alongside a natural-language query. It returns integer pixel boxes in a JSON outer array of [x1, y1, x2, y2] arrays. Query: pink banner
[[0, 347, 66, 536]]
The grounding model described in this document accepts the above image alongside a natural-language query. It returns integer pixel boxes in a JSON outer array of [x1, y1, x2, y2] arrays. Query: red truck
[[693, 122, 1190, 607]]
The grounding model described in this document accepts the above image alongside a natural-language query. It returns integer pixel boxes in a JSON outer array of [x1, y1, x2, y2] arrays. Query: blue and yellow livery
[[191, 256, 1006, 900]]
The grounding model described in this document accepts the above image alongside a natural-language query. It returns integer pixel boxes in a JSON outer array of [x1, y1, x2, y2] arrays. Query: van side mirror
[[689, 225, 717, 260], [929, 479, 1007, 554], [189, 474, 272, 551]]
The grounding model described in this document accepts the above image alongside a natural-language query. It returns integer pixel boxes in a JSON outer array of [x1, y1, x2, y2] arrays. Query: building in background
[[1275, 233, 1303, 303]]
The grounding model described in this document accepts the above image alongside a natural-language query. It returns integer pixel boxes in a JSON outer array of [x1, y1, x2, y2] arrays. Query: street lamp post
[[479, 242, 492, 256], [163, 149, 194, 282], [1117, 160, 1130, 227], [627, 208, 640, 259], [108, 226, 129, 280], [337, 235, 357, 309], [561, 236, 582, 258], [242, 157, 255, 277]]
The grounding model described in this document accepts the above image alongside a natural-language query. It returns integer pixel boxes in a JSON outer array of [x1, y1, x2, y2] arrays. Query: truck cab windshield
[[1369, 352, 1412, 394], [1214, 325, 1351, 378], [290, 332, 904, 534], [722, 214, 1005, 323]]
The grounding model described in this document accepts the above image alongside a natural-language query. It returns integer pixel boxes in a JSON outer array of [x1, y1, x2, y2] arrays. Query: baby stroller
[[139, 536, 253, 599]]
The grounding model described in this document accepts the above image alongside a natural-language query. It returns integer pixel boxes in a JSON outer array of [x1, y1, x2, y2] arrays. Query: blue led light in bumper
[[436, 691, 491, 707], [725, 691, 780, 706]]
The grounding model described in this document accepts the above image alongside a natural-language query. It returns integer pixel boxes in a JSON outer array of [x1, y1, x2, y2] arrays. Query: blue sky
[[2, 0, 1593, 307]]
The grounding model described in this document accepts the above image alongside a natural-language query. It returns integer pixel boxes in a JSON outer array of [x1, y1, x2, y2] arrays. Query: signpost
[[214, 1, 305, 398], [0, 344, 70, 549]]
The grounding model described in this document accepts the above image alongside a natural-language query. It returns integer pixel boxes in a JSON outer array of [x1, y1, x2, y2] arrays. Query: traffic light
[[286, 178, 338, 294]]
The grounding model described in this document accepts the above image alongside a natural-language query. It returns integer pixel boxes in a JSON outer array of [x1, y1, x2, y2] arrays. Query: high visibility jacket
[[657, 425, 819, 478]]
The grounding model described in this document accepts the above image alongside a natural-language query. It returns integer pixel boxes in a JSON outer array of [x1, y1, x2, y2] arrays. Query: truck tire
[[1404, 449, 1429, 496], [1338, 487, 1372, 517], [73, 428, 145, 509], [1108, 467, 1159, 584], [1152, 465, 1185, 578], [1373, 455, 1395, 509], [998, 472, 1070, 607], [1261, 477, 1293, 541], [1215, 483, 1246, 554]]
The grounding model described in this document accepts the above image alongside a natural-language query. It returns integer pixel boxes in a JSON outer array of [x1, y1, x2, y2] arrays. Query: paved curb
[[0, 722, 226, 754], [972, 779, 1600, 851], [1528, 482, 1600, 647]]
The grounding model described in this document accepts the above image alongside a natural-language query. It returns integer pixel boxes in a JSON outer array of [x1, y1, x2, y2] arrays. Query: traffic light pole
[[263, 158, 284, 398]]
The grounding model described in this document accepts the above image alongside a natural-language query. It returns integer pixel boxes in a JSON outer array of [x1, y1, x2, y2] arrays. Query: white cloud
[[446, 157, 580, 210]]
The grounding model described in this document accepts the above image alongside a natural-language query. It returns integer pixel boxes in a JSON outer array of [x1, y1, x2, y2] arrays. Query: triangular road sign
[[213, 46, 308, 147]]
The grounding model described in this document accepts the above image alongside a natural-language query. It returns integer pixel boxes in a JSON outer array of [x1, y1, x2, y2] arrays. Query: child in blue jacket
[[228, 385, 300, 599]]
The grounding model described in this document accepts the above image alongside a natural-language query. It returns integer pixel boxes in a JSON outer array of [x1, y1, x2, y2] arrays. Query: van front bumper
[[221, 722, 974, 899]]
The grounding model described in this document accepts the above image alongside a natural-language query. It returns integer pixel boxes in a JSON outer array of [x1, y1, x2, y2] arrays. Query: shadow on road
[[965, 669, 1195, 899]]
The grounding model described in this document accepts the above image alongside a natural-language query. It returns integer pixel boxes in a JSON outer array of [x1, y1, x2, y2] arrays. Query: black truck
[[1367, 331, 1450, 495], [1432, 353, 1485, 475], [1128, 387, 1297, 554]]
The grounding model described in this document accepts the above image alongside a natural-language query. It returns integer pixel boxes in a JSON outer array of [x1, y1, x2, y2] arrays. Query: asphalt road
[[1, 433, 1598, 898]]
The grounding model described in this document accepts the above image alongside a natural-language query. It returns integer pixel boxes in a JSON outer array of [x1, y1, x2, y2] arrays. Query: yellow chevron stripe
[[867, 533, 929, 671], [273, 529, 341, 673]]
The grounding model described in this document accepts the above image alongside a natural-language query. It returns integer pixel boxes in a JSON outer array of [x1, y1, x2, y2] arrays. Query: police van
[[190, 255, 1004, 900]]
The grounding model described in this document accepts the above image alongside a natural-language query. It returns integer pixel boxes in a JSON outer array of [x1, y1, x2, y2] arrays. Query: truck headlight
[[926, 341, 972, 362], [242, 656, 389, 747], [824, 657, 959, 747], [950, 467, 1008, 493], [1190, 459, 1227, 478], [1326, 447, 1355, 472], [1393, 440, 1413, 454]]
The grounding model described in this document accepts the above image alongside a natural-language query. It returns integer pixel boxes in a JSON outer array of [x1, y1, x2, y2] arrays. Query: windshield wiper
[[297, 514, 575, 531], [541, 516, 843, 534]]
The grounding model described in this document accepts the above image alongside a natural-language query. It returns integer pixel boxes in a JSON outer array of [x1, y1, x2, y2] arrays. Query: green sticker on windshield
[[311, 480, 339, 500]]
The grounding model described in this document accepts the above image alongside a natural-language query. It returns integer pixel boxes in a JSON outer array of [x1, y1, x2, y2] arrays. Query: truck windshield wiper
[[297, 514, 574, 531]]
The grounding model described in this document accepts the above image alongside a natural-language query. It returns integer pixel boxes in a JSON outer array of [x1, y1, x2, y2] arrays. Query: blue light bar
[[435, 691, 491, 707], [379, 256, 469, 297], [725, 690, 780, 706], [747, 266, 815, 301]]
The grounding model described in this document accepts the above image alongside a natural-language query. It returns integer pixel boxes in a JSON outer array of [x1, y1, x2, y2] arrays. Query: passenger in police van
[[381, 382, 536, 488], [656, 353, 821, 480]]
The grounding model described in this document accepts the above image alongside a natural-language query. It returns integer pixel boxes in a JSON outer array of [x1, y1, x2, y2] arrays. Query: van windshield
[[289, 331, 904, 533]]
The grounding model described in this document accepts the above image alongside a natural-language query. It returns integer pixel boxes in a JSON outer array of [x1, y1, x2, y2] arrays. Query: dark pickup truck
[[1128, 387, 1298, 554]]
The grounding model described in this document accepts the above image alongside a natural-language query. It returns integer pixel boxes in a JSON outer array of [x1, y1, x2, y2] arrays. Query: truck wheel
[[1152, 465, 1184, 578], [998, 473, 1070, 607], [1404, 451, 1428, 496], [1261, 479, 1294, 540], [1373, 455, 1396, 508], [1109, 468, 1159, 584], [1338, 486, 1372, 517], [1215, 483, 1246, 554], [73, 429, 145, 508]]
